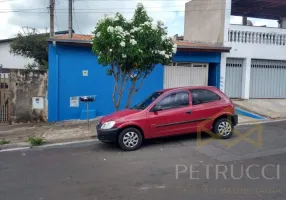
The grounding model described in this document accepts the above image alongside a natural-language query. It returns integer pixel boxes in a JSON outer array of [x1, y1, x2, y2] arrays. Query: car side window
[[156, 91, 189, 110], [190, 89, 221, 105]]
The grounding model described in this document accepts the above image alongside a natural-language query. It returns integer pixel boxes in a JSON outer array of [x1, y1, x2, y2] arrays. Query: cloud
[[0, 0, 278, 39], [0, 0, 187, 39]]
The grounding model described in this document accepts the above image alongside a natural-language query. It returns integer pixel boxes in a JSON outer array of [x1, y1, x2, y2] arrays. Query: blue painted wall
[[208, 63, 221, 88], [173, 51, 221, 63], [48, 44, 222, 122], [48, 44, 163, 122]]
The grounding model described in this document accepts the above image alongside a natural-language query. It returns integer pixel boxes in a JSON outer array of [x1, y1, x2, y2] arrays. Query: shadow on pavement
[[93, 132, 212, 152]]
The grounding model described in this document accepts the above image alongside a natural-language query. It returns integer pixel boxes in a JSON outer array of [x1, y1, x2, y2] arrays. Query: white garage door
[[225, 58, 243, 98], [164, 63, 208, 89], [250, 59, 286, 98]]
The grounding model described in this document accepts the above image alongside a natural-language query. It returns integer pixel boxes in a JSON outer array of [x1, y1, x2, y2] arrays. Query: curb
[[237, 118, 286, 126], [0, 139, 99, 152]]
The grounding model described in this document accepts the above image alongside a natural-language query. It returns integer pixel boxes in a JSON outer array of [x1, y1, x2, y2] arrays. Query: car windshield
[[131, 92, 163, 110]]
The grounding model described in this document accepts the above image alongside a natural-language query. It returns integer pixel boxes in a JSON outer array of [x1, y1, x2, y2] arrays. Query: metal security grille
[[0, 73, 11, 123], [250, 59, 286, 98], [164, 63, 209, 89], [225, 58, 243, 98]]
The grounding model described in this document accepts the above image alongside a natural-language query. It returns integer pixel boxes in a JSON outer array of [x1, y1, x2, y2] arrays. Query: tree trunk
[[125, 74, 147, 108], [112, 81, 119, 111], [125, 82, 136, 108], [112, 65, 129, 111]]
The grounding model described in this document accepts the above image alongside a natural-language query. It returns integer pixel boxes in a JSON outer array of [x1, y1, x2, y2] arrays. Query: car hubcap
[[123, 132, 139, 148], [218, 121, 232, 136]]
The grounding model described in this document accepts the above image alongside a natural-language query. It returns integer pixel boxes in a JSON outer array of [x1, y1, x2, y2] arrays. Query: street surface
[[1, 121, 286, 200]]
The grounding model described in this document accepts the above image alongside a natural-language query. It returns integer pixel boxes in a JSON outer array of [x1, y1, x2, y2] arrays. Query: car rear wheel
[[118, 128, 143, 151], [213, 118, 233, 139]]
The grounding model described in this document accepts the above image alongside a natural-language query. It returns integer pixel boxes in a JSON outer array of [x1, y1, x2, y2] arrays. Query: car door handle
[[186, 110, 192, 114]]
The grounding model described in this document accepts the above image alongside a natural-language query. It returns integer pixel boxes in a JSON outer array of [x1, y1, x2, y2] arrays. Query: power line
[[0, 2, 231, 13], [0, 6, 183, 11], [73, 0, 82, 34], [0, 8, 47, 11], [59, 0, 224, 1], [0, 0, 19, 2], [0, 1, 232, 11], [0, 7, 231, 14], [54, 8, 61, 31]]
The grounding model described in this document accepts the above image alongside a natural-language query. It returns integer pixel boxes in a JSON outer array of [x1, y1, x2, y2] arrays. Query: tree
[[10, 28, 48, 70], [92, 3, 177, 110]]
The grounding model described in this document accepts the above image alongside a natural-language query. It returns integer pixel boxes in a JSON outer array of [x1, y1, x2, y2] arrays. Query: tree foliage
[[92, 3, 177, 110], [10, 29, 48, 70]]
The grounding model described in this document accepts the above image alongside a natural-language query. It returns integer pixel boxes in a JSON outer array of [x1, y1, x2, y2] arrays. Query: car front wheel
[[118, 128, 143, 151], [213, 118, 233, 139]]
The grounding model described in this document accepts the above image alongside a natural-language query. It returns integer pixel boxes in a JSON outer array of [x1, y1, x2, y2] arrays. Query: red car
[[97, 86, 238, 151]]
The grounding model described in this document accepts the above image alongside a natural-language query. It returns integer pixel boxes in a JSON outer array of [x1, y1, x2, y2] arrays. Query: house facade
[[185, 0, 286, 99], [47, 35, 229, 122]]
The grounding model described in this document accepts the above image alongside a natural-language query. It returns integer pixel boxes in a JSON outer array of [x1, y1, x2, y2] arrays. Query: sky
[[0, 0, 279, 40]]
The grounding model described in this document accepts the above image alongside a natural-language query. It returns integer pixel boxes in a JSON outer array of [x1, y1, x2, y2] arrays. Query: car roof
[[157, 86, 217, 93]]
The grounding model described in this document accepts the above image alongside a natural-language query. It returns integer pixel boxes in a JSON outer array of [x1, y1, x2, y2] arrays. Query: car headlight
[[101, 121, 116, 129]]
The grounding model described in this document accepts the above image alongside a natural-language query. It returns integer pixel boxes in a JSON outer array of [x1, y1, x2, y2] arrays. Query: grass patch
[[0, 139, 10, 145], [27, 136, 45, 146]]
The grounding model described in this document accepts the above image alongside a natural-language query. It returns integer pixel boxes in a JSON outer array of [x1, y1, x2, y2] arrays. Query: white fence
[[228, 25, 286, 46]]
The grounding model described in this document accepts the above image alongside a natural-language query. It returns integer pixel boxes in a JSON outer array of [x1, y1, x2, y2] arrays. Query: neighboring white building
[[0, 30, 72, 70], [0, 38, 34, 69], [184, 0, 286, 99]]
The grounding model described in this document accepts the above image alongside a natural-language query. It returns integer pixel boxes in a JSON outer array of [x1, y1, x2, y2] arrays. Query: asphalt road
[[1, 121, 286, 200]]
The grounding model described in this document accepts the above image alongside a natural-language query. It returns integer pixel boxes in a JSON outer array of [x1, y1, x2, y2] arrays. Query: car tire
[[118, 128, 143, 151], [213, 118, 233, 139]]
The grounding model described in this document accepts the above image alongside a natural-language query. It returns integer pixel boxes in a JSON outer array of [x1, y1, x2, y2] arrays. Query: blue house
[[48, 34, 231, 122]]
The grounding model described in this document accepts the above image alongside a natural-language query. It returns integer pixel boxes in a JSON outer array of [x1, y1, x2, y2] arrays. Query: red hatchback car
[[97, 86, 238, 151]]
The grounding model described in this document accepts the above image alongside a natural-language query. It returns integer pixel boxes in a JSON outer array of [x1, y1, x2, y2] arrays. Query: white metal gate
[[225, 58, 243, 98], [250, 59, 286, 98], [164, 63, 209, 89]]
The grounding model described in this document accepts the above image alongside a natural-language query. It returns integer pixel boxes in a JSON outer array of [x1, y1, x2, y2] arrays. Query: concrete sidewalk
[[234, 99, 286, 119], [0, 119, 99, 149]]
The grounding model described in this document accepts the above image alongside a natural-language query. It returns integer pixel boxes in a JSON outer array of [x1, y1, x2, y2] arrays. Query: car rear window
[[190, 89, 221, 105], [156, 91, 189, 110]]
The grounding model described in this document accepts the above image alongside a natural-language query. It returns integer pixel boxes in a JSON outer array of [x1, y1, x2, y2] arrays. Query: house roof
[[47, 34, 93, 44], [232, 0, 286, 20], [0, 30, 73, 44], [48, 34, 231, 52], [55, 34, 93, 41]]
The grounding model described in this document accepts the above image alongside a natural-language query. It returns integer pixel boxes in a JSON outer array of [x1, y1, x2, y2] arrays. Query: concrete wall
[[0, 41, 34, 69], [280, 17, 286, 28], [184, 0, 230, 45], [9, 69, 47, 122]]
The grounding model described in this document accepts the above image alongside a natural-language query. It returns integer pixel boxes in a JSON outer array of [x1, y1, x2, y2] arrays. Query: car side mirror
[[151, 105, 163, 112]]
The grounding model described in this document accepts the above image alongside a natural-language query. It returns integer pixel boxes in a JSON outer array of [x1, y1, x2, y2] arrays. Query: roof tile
[[55, 34, 93, 41], [52, 34, 230, 52]]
